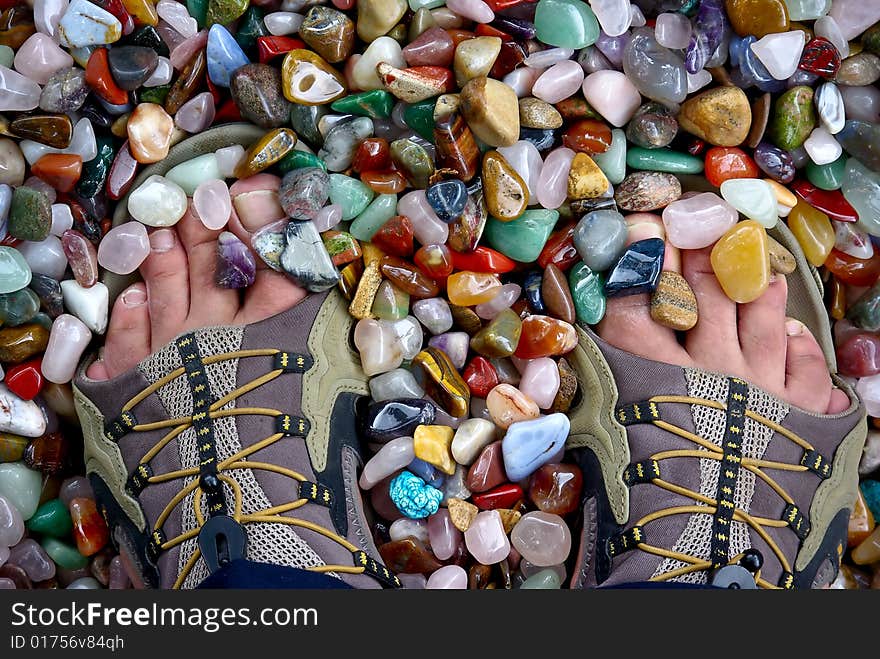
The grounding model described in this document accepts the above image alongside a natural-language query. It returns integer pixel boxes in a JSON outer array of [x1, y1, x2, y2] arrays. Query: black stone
[[523, 268, 545, 314], [124, 25, 169, 57], [604, 238, 665, 298], [360, 398, 436, 444]]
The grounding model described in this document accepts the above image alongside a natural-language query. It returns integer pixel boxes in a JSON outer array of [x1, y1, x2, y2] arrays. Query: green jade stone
[[408, 0, 445, 9], [76, 135, 115, 198], [26, 499, 73, 537], [404, 99, 436, 142], [138, 84, 170, 105], [371, 281, 410, 320], [0, 45, 13, 68], [0, 433, 28, 462], [277, 150, 327, 174], [569, 261, 606, 325], [0, 247, 32, 295], [9, 187, 51, 242], [768, 86, 815, 151], [235, 5, 267, 54], [0, 288, 40, 326], [806, 155, 847, 190], [483, 209, 559, 262], [331, 90, 394, 118], [42, 537, 88, 570], [187, 0, 209, 29], [165, 154, 222, 196], [329, 174, 375, 221], [534, 0, 599, 49], [349, 194, 398, 241], [206, 0, 248, 27], [592, 128, 626, 184], [626, 147, 704, 174], [520, 569, 563, 589]]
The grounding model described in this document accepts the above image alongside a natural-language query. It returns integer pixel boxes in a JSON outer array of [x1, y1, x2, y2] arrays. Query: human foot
[[85, 206, 306, 381], [596, 245, 851, 416]]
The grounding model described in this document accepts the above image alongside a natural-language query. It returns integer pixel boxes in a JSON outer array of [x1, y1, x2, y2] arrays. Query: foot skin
[[86, 206, 306, 381], [596, 247, 850, 415]]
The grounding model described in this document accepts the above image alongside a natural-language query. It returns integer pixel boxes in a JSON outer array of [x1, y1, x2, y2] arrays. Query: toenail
[[150, 229, 175, 253], [122, 287, 147, 307], [786, 319, 805, 336]]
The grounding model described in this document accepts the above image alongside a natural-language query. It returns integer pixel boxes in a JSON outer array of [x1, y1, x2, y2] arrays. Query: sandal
[[74, 126, 398, 589], [565, 223, 867, 589]]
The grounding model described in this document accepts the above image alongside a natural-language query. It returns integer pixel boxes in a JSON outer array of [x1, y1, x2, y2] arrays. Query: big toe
[[88, 284, 152, 380], [784, 318, 838, 414]]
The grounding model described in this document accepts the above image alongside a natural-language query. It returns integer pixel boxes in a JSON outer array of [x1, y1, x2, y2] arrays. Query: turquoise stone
[[626, 147, 704, 174], [0, 45, 13, 69], [350, 194, 398, 241], [0, 247, 32, 294], [42, 537, 89, 570], [26, 499, 73, 537], [569, 262, 606, 325], [328, 174, 374, 221], [389, 471, 442, 519], [404, 99, 436, 142], [592, 128, 626, 184], [483, 209, 559, 262], [165, 154, 222, 196], [0, 288, 40, 326], [206, 23, 251, 88], [277, 150, 327, 174], [534, 0, 599, 49], [331, 90, 394, 118], [520, 569, 563, 589], [806, 155, 847, 191]]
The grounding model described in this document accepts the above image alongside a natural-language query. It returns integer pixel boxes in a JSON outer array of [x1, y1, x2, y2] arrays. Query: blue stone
[[206, 24, 250, 88], [523, 269, 545, 314], [519, 128, 555, 151], [502, 413, 570, 482], [389, 471, 443, 519], [603, 237, 664, 298], [425, 179, 468, 224], [861, 479, 880, 522], [407, 458, 445, 489]]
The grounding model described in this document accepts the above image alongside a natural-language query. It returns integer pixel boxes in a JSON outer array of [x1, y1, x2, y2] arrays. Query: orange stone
[[85, 47, 129, 106], [31, 154, 83, 193], [126, 102, 174, 164]]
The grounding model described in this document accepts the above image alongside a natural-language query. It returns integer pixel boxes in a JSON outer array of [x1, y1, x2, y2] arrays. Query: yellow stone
[[349, 243, 383, 319], [453, 36, 502, 87], [497, 509, 522, 534], [482, 150, 528, 221], [233, 128, 298, 179], [567, 152, 609, 200], [764, 178, 797, 209], [787, 199, 834, 267], [413, 424, 456, 475], [459, 77, 520, 147], [677, 86, 752, 147], [122, 0, 158, 25], [281, 50, 347, 105], [357, 0, 407, 42], [519, 97, 563, 129], [710, 220, 771, 303], [448, 497, 478, 532], [433, 93, 460, 121], [446, 271, 502, 306]]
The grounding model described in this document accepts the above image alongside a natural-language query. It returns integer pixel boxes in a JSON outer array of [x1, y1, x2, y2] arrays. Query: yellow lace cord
[[116, 348, 367, 589], [626, 395, 817, 589]]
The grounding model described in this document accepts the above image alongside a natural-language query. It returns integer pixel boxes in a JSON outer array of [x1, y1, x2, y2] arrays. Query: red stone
[[484, 0, 528, 10], [371, 215, 414, 258], [361, 170, 407, 194], [69, 497, 110, 557], [23, 432, 70, 475], [475, 23, 513, 41], [472, 483, 523, 510], [257, 35, 305, 63], [463, 356, 499, 398], [352, 137, 391, 174], [489, 39, 527, 78], [562, 119, 613, 155], [106, 140, 138, 200], [85, 47, 129, 105], [31, 153, 83, 193], [798, 37, 841, 78], [206, 75, 222, 104], [824, 249, 880, 287], [528, 463, 583, 515], [837, 333, 880, 377], [466, 440, 506, 492], [537, 222, 579, 271], [447, 30, 476, 47], [414, 243, 453, 280], [687, 138, 707, 156], [450, 246, 516, 273], [4, 358, 44, 401], [791, 181, 859, 223], [213, 98, 243, 124], [704, 146, 759, 187]]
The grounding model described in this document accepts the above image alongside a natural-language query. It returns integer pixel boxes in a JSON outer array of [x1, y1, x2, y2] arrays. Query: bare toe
[[784, 318, 834, 414], [140, 228, 190, 348], [175, 204, 239, 327], [90, 284, 152, 380], [682, 247, 744, 375], [737, 275, 788, 396], [597, 293, 692, 366]]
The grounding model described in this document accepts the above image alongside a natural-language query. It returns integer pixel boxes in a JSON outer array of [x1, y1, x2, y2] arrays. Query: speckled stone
[[614, 171, 682, 211]]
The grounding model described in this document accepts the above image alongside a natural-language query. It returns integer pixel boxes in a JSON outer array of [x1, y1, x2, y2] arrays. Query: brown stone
[[550, 357, 577, 413], [482, 150, 528, 221], [767, 234, 797, 274], [519, 97, 563, 129], [542, 263, 575, 324], [378, 537, 442, 574], [450, 303, 483, 335], [746, 92, 771, 149], [465, 440, 505, 493], [650, 271, 698, 331], [677, 86, 752, 147], [0, 324, 50, 363]]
